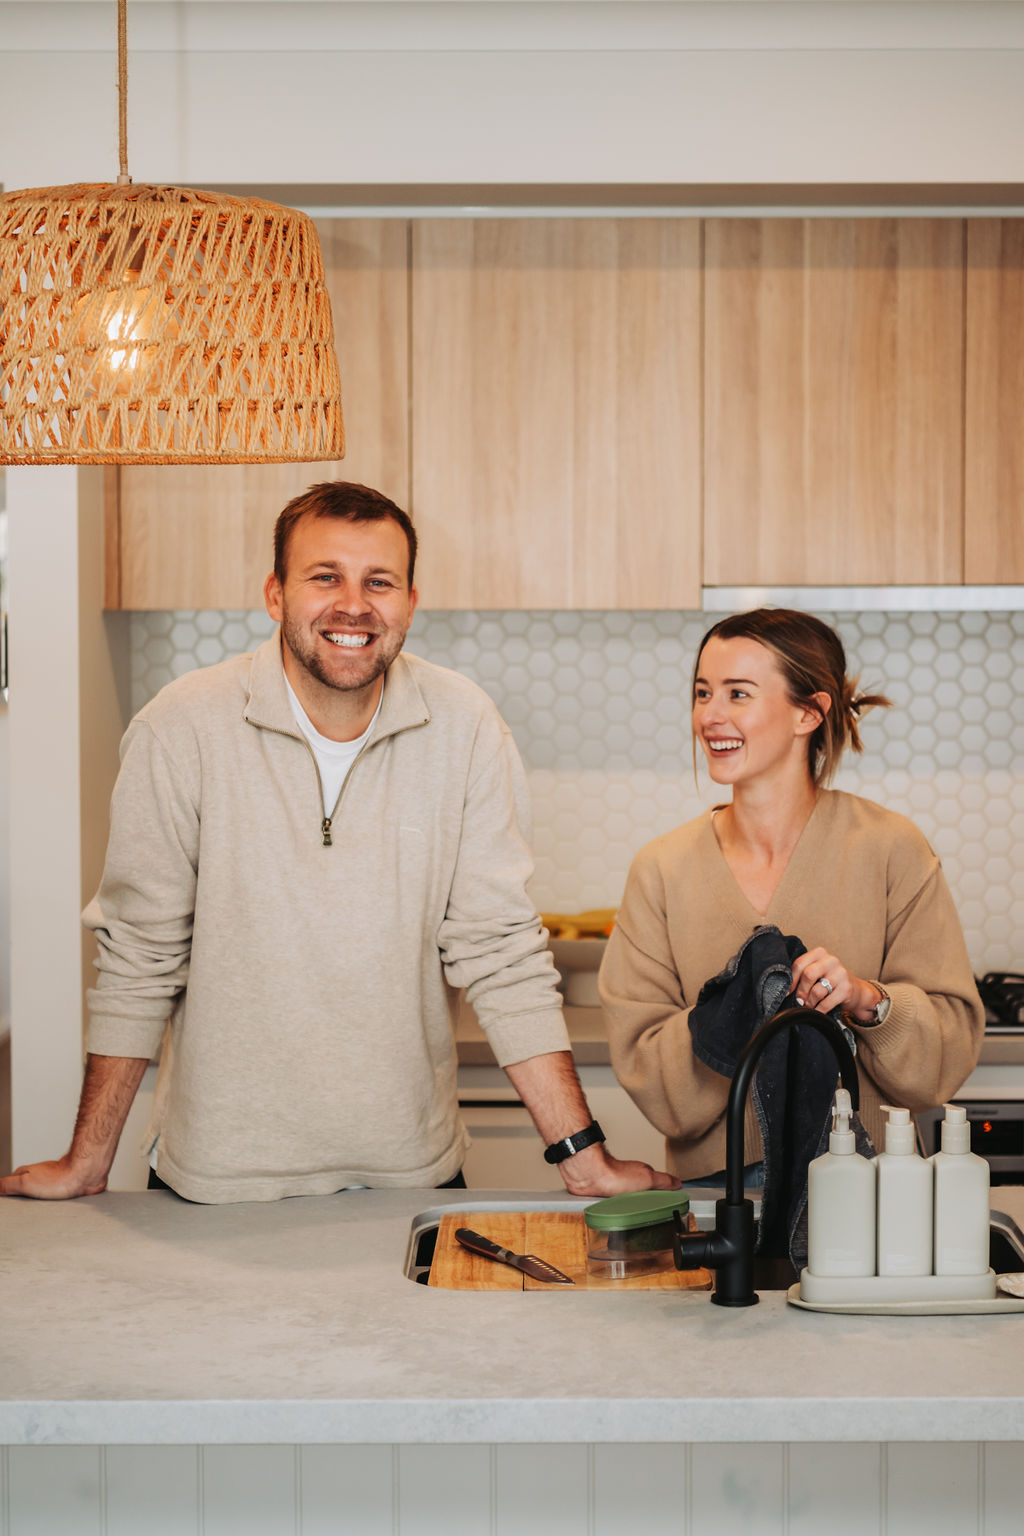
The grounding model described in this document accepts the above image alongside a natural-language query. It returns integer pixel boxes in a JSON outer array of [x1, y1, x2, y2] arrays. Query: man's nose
[[329, 583, 368, 614]]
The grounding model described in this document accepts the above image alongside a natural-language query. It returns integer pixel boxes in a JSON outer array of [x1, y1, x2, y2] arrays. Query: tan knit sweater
[[84, 639, 569, 1202], [598, 791, 985, 1178]]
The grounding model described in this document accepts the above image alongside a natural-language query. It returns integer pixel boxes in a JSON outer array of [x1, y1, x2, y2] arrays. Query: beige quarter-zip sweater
[[598, 791, 985, 1177], [84, 638, 569, 1203]]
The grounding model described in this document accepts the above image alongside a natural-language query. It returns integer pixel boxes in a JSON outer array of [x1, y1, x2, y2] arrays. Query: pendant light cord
[[117, 0, 131, 185]]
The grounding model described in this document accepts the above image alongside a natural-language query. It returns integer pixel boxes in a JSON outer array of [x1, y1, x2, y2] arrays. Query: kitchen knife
[[454, 1227, 575, 1284]]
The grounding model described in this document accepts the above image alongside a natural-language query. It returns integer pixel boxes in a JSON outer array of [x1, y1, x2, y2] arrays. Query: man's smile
[[323, 632, 372, 648]]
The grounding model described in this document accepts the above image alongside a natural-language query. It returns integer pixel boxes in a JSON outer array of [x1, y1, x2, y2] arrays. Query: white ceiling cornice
[[6, 2, 1024, 54]]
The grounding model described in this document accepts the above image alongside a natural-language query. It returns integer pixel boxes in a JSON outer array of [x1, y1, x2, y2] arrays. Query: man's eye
[[368, 579, 394, 589]]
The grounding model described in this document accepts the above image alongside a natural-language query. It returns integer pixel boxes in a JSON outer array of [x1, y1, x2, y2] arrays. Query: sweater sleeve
[[83, 717, 200, 1059], [848, 853, 985, 1113], [436, 711, 569, 1068], [598, 850, 734, 1141]]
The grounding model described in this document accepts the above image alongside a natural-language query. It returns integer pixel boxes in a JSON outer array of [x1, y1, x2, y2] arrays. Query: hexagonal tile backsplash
[[130, 608, 1024, 973]]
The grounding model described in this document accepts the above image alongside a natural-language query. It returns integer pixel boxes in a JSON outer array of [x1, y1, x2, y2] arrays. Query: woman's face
[[692, 635, 822, 791]]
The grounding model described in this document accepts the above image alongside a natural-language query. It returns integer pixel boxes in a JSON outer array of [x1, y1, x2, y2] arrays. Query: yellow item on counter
[[540, 908, 617, 940]]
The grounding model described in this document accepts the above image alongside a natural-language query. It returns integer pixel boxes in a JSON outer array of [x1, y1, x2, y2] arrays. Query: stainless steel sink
[[404, 1191, 744, 1286], [404, 1197, 1024, 1288], [990, 1208, 1024, 1272], [404, 1196, 598, 1284]]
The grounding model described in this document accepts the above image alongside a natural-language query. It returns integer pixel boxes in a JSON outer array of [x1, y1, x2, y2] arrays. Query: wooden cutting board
[[428, 1211, 713, 1291]]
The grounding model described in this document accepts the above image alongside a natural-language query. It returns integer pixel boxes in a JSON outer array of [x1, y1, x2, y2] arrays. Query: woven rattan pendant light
[[0, 1, 344, 465]]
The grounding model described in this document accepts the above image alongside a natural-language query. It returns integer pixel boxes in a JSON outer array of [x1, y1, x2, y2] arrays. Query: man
[[2, 482, 674, 1203]]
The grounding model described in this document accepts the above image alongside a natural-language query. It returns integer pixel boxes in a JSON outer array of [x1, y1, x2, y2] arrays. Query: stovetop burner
[[977, 973, 1024, 1032]]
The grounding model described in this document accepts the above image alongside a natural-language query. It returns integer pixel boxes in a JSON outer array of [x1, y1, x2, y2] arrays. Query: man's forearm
[[70, 1053, 151, 1177], [0, 1052, 149, 1200], [503, 1050, 591, 1143], [503, 1049, 679, 1197]]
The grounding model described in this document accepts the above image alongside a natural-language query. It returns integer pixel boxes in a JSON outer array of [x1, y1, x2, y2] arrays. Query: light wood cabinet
[[108, 220, 410, 609], [107, 214, 1022, 609], [965, 219, 1024, 584], [703, 218, 965, 587], [410, 219, 703, 609]]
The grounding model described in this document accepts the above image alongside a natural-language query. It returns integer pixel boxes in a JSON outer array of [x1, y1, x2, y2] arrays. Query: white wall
[[0, 710, 8, 1038], [2, 2, 1024, 195], [5, 469, 128, 1168], [6, 470, 93, 1166]]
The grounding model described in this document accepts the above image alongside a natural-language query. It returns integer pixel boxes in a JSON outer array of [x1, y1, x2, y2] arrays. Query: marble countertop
[[2, 1185, 1023, 1447]]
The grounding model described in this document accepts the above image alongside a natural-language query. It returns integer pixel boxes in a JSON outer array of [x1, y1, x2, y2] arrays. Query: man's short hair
[[273, 482, 418, 587]]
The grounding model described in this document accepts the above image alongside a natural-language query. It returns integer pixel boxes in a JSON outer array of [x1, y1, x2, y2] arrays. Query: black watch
[[543, 1120, 606, 1165]]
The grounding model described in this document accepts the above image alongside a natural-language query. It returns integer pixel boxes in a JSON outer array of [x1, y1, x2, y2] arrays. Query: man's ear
[[264, 571, 283, 623]]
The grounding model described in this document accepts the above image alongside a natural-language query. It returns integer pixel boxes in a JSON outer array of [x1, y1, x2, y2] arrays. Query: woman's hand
[[790, 947, 884, 1023]]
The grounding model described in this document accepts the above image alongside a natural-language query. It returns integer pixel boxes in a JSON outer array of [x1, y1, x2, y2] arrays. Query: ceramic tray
[[787, 1283, 1024, 1316]]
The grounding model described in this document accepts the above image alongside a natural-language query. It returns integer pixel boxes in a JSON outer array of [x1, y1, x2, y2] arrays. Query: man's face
[[264, 514, 418, 698]]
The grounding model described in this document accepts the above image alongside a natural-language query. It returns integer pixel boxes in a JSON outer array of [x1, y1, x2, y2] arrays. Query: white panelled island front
[[1, 1187, 1023, 1534]]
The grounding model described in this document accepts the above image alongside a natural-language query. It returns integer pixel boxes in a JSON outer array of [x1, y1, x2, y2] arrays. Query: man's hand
[[0, 1052, 150, 1202], [503, 1050, 679, 1196], [555, 1141, 680, 1198], [0, 1157, 108, 1200]]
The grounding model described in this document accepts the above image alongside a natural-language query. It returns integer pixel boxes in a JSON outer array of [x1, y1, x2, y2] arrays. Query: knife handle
[[455, 1228, 513, 1264]]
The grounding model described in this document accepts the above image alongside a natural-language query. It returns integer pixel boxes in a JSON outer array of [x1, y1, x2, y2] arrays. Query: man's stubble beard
[[281, 614, 405, 695]]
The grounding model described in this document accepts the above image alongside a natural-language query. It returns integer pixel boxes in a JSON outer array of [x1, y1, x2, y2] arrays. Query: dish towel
[[688, 924, 875, 1269]]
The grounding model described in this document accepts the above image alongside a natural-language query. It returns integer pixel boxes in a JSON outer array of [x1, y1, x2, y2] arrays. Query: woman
[[598, 608, 985, 1183]]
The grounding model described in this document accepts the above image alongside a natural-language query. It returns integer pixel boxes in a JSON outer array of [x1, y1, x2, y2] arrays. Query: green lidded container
[[583, 1191, 690, 1280]]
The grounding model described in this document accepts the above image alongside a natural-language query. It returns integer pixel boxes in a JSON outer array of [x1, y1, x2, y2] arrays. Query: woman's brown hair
[[692, 608, 891, 787]]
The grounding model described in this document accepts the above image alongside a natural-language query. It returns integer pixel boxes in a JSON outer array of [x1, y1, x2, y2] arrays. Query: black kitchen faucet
[[672, 1006, 860, 1306]]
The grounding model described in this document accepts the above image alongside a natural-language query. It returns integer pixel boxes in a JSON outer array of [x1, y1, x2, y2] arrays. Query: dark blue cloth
[[688, 924, 873, 1267]]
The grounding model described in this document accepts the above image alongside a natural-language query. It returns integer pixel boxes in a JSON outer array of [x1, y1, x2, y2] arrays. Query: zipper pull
[[321, 817, 333, 847]]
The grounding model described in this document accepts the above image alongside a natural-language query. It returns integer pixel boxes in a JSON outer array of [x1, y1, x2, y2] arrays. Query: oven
[[918, 1093, 1024, 1183], [917, 973, 1024, 1184]]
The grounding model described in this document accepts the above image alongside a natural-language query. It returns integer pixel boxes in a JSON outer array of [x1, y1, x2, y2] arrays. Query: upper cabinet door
[[111, 220, 410, 610], [410, 219, 702, 609], [704, 219, 965, 587], [965, 219, 1024, 584]]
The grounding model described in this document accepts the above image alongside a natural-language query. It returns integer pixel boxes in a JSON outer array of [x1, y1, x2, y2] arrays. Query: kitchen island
[[1, 1187, 1022, 1533]]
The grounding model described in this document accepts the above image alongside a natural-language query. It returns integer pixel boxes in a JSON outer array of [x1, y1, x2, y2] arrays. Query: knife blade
[[454, 1227, 575, 1285]]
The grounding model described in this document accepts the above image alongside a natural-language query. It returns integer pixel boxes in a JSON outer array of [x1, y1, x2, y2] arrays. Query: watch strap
[[869, 984, 891, 1025], [543, 1120, 606, 1165]]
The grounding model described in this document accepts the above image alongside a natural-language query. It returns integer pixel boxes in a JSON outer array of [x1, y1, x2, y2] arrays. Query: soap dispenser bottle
[[929, 1103, 990, 1276], [876, 1105, 933, 1277], [807, 1088, 876, 1276]]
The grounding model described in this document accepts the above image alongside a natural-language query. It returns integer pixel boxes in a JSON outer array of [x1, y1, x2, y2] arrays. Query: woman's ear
[[795, 691, 831, 738]]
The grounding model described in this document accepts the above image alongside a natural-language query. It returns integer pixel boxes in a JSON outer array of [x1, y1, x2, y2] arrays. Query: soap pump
[[876, 1105, 932, 1277], [929, 1103, 990, 1276], [806, 1087, 876, 1277]]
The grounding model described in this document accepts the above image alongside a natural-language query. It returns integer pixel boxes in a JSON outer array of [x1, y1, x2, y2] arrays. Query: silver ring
[[818, 977, 833, 995]]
